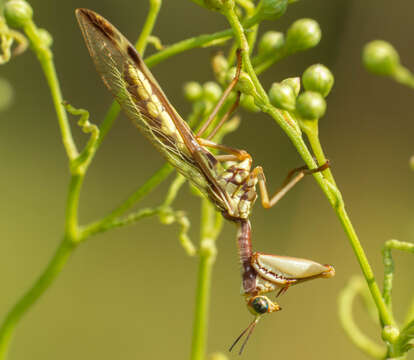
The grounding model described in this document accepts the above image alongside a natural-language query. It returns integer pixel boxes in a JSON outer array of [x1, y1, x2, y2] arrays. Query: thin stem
[[0, 240, 76, 360], [88, 207, 160, 235], [338, 277, 386, 359], [336, 206, 394, 327], [253, 48, 288, 74], [162, 174, 186, 208], [190, 199, 223, 360], [23, 21, 78, 161], [382, 240, 414, 323], [145, 16, 259, 68], [300, 119, 337, 186], [224, 7, 268, 101], [135, 0, 162, 55], [404, 297, 414, 327], [392, 65, 414, 89], [81, 164, 173, 239]]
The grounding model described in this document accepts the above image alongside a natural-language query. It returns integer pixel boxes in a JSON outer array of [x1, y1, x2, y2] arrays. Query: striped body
[[76, 8, 258, 220]]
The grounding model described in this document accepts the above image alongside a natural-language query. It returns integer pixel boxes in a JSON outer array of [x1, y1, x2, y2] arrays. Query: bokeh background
[[1, 0, 413, 359]]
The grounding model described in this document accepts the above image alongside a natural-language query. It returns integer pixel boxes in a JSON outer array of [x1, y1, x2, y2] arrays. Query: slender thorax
[[76, 8, 335, 353]]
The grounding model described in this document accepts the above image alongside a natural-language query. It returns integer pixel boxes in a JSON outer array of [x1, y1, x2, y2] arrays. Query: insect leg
[[197, 137, 251, 162], [207, 91, 241, 140], [254, 162, 330, 209], [196, 49, 242, 138]]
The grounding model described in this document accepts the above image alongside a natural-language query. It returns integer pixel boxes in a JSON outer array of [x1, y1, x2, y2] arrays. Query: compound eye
[[250, 296, 269, 314]]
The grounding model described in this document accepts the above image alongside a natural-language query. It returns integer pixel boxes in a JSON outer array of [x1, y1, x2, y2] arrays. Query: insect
[[76, 8, 335, 354]]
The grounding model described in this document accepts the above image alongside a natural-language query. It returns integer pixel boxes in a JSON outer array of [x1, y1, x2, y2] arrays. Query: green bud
[[240, 94, 260, 112], [225, 67, 255, 95], [258, 31, 285, 55], [0, 78, 14, 111], [286, 18, 321, 52], [208, 353, 229, 360], [296, 91, 326, 119], [4, 0, 33, 28], [237, 72, 255, 95], [203, 81, 222, 103], [362, 40, 400, 76], [184, 82, 203, 102], [269, 82, 296, 111], [255, 0, 288, 21], [281, 77, 300, 96], [212, 53, 228, 76], [410, 155, 414, 171], [37, 28, 53, 47], [225, 67, 237, 85], [194, 0, 234, 11], [382, 325, 400, 344], [302, 64, 334, 97]]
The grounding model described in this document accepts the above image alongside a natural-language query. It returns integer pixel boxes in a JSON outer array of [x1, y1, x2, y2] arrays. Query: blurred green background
[[1, 0, 413, 359]]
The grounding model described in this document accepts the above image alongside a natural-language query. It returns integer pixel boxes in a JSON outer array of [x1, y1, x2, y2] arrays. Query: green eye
[[251, 297, 269, 314]]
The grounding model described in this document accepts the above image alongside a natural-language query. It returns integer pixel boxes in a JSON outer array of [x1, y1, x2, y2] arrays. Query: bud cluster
[[268, 64, 334, 120]]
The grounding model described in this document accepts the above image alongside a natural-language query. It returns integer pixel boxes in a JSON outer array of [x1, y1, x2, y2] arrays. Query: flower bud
[[0, 78, 14, 111], [203, 81, 222, 103], [240, 94, 260, 112], [302, 64, 334, 97], [269, 82, 296, 111], [225, 68, 255, 95], [212, 53, 228, 76], [37, 28, 53, 47], [382, 325, 400, 344], [225, 67, 237, 85], [281, 77, 300, 96], [184, 82, 203, 102], [296, 91, 326, 119], [258, 31, 285, 55], [208, 353, 229, 360], [236, 72, 255, 95], [255, 0, 288, 21], [192, 0, 234, 11], [410, 155, 414, 171], [4, 0, 33, 28], [286, 18, 321, 52], [362, 40, 400, 76]]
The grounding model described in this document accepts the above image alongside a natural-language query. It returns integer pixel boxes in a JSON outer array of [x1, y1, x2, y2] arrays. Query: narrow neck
[[237, 219, 257, 295]]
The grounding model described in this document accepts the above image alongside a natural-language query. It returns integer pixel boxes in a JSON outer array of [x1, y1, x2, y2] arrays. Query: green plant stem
[[392, 65, 414, 88], [81, 164, 173, 239], [0, 239, 76, 360], [144, 16, 258, 68], [223, 4, 395, 330], [300, 119, 336, 186], [23, 21, 78, 161], [253, 48, 288, 75], [338, 277, 386, 359], [404, 297, 414, 327], [0, 172, 84, 359], [190, 199, 223, 360], [224, 7, 267, 101], [136, 0, 162, 55], [382, 240, 414, 321]]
